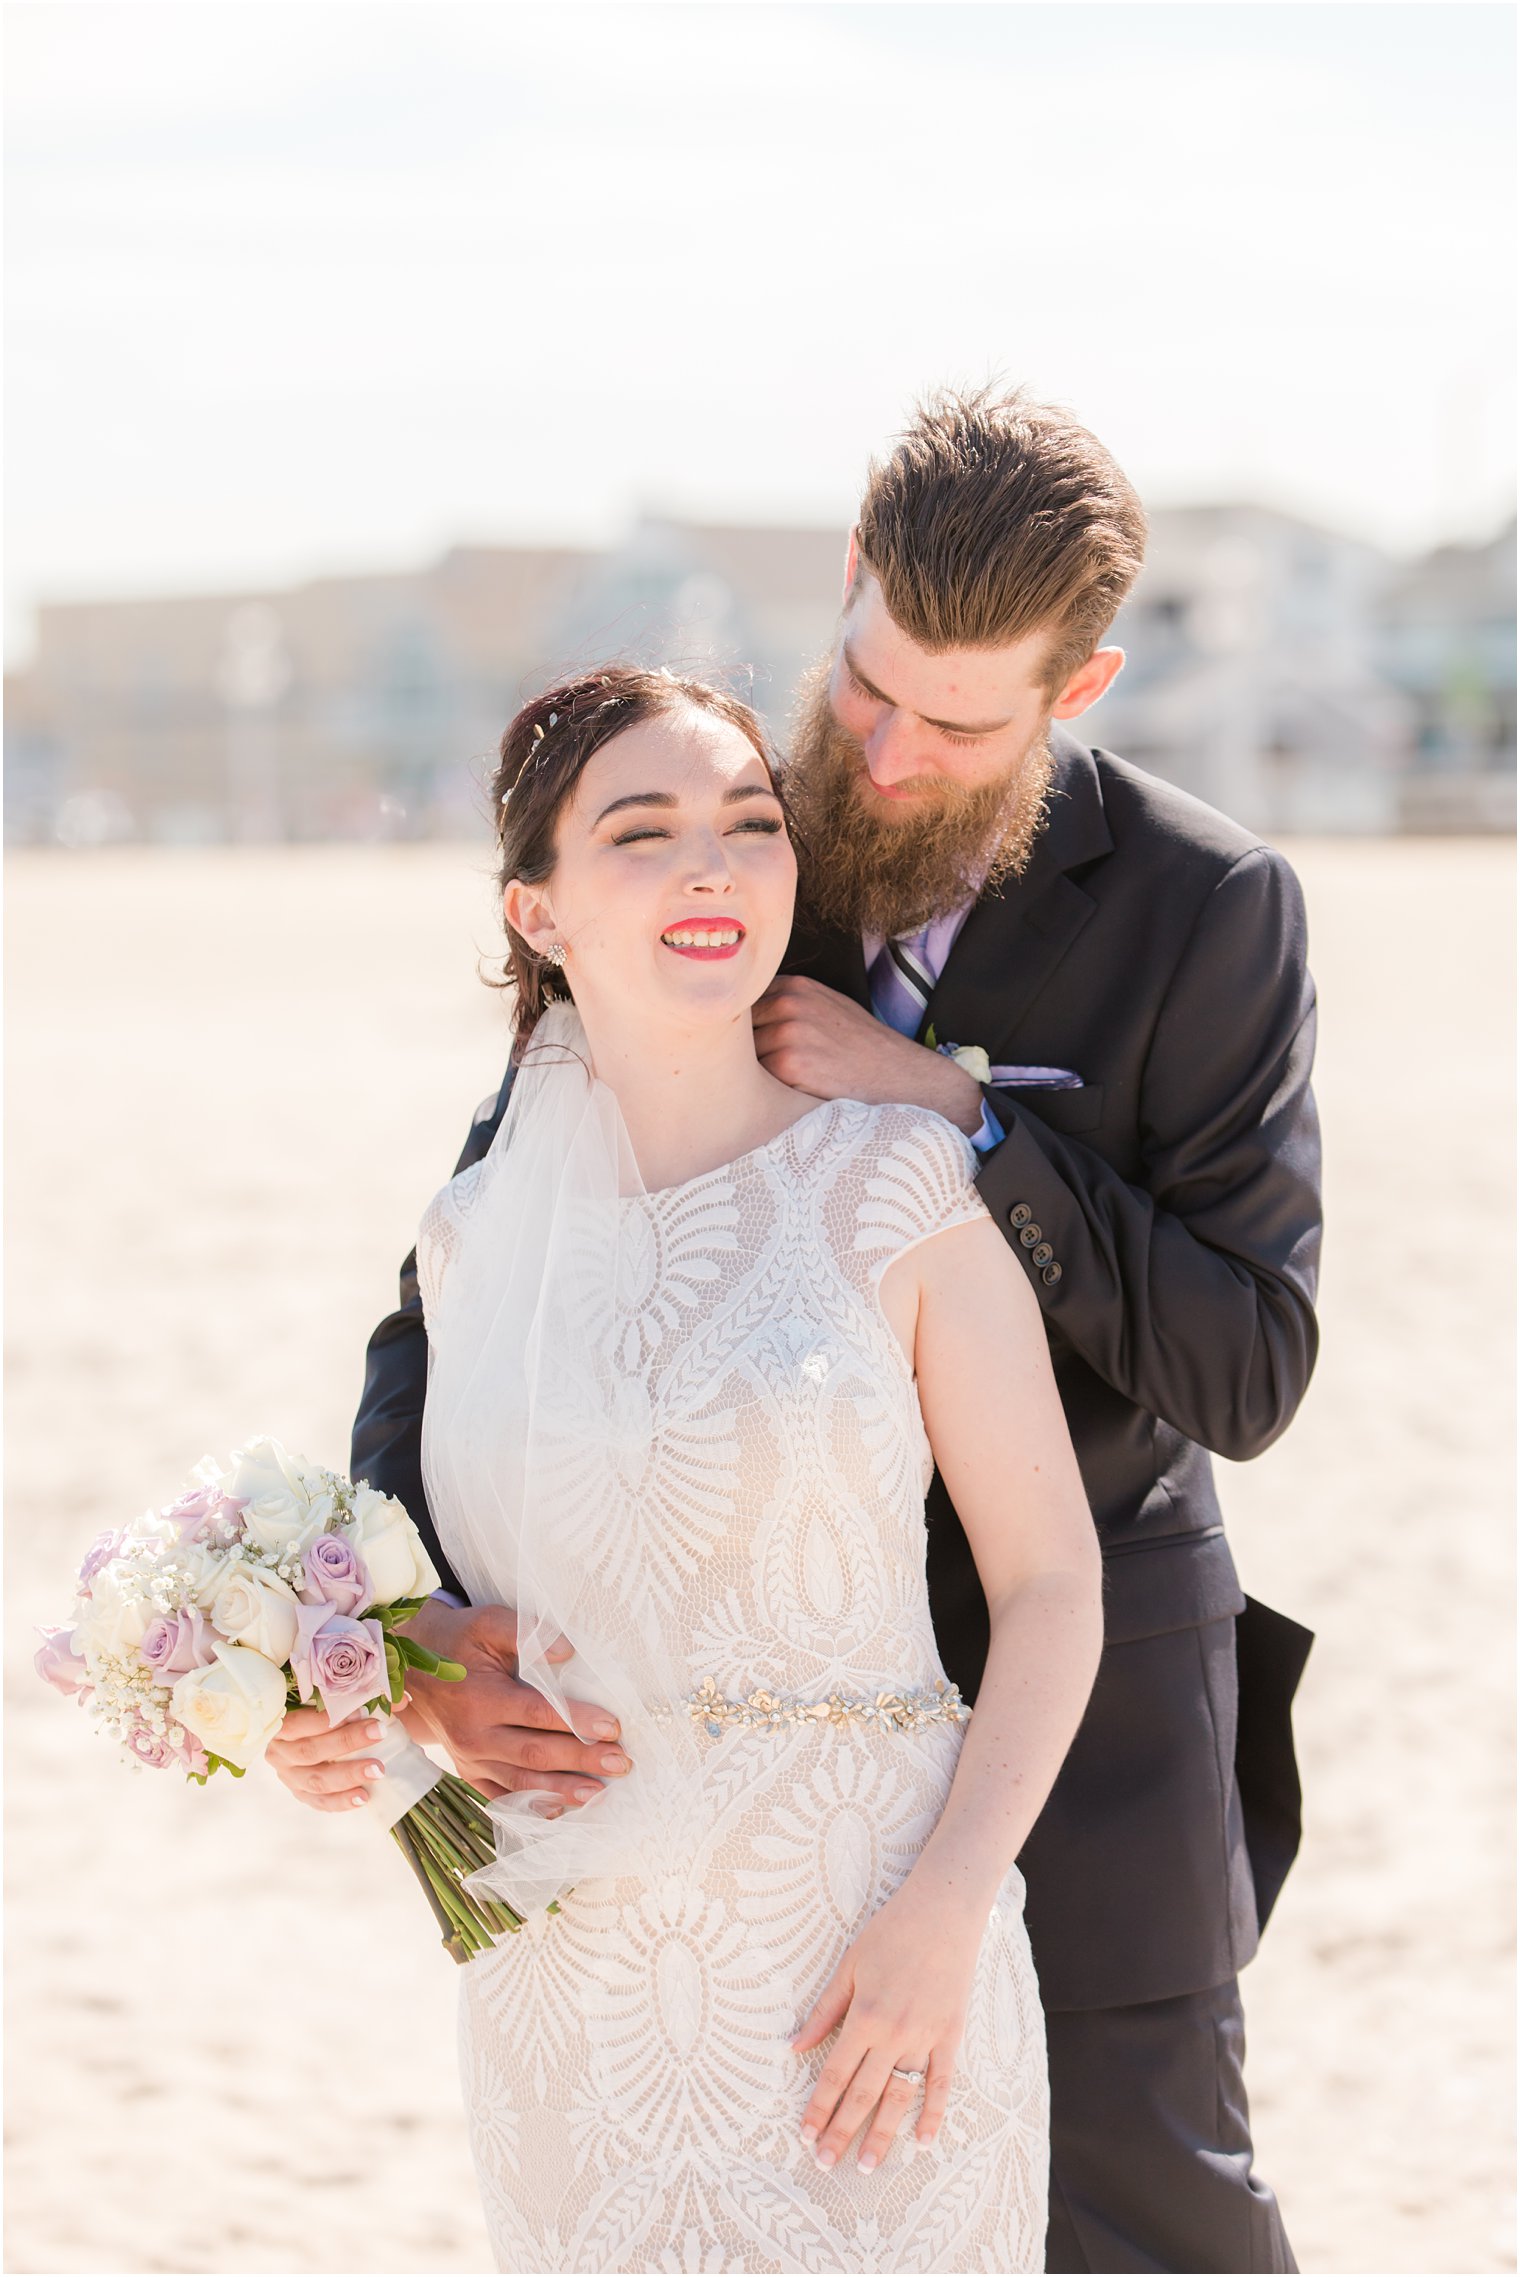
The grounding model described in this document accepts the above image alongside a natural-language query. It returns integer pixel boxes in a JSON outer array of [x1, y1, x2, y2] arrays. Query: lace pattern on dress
[[425, 1096, 1045, 2272]]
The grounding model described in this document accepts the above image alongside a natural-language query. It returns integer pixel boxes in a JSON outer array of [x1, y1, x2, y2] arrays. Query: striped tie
[[868, 924, 936, 1041]]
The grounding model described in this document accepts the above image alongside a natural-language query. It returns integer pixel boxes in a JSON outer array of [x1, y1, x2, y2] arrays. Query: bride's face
[[505, 705, 796, 1043]]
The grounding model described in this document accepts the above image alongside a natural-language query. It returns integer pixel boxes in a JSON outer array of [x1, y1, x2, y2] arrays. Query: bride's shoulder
[[829, 1096, 980, 1180], [820, 1100, 985, 1259], [812, 1099, 987, 1286]]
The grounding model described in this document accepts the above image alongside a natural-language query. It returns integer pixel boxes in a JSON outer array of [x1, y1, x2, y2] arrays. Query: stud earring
[[543, 941, 568, 968]]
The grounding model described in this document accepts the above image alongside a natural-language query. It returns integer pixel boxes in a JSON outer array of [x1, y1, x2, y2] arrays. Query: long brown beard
[[780, 657, 1057, 939]]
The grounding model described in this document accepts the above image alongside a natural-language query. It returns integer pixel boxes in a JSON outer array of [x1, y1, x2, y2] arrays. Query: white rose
[[301, 1489, 339, 1536], [180, 1540, 237, 1612], [343, 1486, 440, 1605], [123, 1509, 179, 1553], [227, 1437, 321, 1561], [72, 1564, 154, 1666], [172, 1644, 288, 1770], [210, 1565, 300, 1665]]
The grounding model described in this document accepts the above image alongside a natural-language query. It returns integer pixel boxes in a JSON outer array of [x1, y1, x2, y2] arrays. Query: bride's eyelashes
[[608, 819, 786, 847]]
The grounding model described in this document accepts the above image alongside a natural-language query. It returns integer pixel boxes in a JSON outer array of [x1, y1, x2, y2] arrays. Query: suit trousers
[[1044, 1976, 1297, 2274]]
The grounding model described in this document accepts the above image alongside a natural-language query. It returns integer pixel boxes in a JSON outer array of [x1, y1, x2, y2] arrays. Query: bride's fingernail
[[799, 2124, 817, 2147], [858, 2152, 878, 2173], [815, 2146, 837, 2170], [364, 1763, 384, 1780]]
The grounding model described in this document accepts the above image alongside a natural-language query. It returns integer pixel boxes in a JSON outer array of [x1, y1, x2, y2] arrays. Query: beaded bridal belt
[[682, 1674, 971, 1739]]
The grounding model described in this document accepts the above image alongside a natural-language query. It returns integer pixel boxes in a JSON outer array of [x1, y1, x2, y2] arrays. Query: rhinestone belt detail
[[684, 1674, 970, 1738]]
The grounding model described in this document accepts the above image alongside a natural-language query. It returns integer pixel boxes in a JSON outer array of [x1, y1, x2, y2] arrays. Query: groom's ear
[[1051, 644, 1126, 720], [842, 527, 861, 605]]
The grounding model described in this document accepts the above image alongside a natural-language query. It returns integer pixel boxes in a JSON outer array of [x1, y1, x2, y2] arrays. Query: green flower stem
[[408, 1806, 523, 1946], [427, 1782, 483, 1842], [433, 1788, 497, 1863], [411, 1812, 476, 1884], [387, 1768, 529, 1958], [391, 1821, 470, 1962], [414, 1840, 489, 1953]]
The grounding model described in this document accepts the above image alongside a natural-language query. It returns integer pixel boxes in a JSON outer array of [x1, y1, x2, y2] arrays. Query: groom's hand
[[753, 976, 984, 1136], [400, 1597, 631, 1808]]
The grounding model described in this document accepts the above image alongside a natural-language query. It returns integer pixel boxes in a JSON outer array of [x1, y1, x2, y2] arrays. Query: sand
[[4, 838, 1514, 2276]]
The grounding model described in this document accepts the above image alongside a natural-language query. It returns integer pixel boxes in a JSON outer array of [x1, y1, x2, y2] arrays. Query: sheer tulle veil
[[420, 999, 710, 1916]]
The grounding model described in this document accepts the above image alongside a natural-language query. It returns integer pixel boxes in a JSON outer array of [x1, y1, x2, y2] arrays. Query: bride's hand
[[266, 1696, 413, 1813], [790, 1875, 984, 2169]]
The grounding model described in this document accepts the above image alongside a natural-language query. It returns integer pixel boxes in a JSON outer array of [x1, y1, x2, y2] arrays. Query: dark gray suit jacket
[[353, 726, 1322, 2012]]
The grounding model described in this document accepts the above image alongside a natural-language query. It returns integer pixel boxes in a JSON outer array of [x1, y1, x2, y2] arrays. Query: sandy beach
[[5, 837, 1514, 2276]]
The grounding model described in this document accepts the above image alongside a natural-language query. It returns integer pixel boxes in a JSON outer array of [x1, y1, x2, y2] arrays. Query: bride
[[272, 664, 1101, 2273]]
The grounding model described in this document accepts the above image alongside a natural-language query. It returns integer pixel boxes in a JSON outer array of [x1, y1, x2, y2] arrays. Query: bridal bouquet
[[34, 1436, 524, 1962]]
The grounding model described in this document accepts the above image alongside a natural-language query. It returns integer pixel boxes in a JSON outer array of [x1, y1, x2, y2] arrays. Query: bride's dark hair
[[491, 665, 784, 1057]]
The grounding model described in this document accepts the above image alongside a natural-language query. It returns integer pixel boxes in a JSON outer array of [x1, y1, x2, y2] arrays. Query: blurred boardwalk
[[5, 840, 1514, 2275]]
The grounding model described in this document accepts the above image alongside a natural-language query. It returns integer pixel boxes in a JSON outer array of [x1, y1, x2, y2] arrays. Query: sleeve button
[[1018, 1224, 1043, 1248], [1008, 1203, 1033, 1227], [1042, 1262, 1063, 1285], [1032, 1242, 1053, 1266]]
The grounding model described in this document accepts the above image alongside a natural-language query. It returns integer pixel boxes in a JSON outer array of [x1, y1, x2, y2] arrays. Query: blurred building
[[1375, 519, 1517, 830], [4, 507, 1513, 845], [1085, 505, 1413, 833]]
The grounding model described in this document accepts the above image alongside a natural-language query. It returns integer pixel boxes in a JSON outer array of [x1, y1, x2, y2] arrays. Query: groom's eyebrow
[[843, 642, 1012, 736], [592, 784, 782, 826]]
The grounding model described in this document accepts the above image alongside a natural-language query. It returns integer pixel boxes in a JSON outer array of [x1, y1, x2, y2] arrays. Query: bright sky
[[5, 1, 1515, 665]]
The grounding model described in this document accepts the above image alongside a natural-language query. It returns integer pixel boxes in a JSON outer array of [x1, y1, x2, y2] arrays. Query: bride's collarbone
[[631, 1092, 833, 1195]]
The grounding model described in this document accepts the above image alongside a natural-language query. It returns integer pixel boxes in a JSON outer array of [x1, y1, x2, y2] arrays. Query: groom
[[352, 386, 1320, 2273]]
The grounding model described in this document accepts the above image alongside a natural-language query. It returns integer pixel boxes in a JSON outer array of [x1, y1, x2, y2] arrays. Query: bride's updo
[[492, 665, 782, 1055]]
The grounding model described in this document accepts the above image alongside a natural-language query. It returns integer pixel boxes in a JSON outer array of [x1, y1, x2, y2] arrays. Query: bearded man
[[338, 388, 1320, 2273]]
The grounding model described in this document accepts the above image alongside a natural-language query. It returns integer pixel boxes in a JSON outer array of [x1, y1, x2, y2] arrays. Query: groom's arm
[[972, 843, 1321, 1461], [350, 1083, 511, 1598], [759, 845, 1320, 1465]]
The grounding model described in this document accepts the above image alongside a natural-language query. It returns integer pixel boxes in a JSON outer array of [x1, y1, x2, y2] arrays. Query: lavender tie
[[866, 921, 1082, 1090], [868, 925, 936, 1041]]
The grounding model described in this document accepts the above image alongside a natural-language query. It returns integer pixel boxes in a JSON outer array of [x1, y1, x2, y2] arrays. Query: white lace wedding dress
[[422, 1096, 1048, 2274]]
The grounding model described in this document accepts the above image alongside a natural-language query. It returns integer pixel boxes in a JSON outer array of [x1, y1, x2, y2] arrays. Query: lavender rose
[[300, 1533, 372, 1618], [122, 1717, 182, 1771], [161, 1482, 241, 1543], [34, 1627, 91, 1699], [139, 1607, 215, 1680], [290, 1605, 387, 1726], [77, 1529, 126, 1589], [122, 1716, 210, 1776]]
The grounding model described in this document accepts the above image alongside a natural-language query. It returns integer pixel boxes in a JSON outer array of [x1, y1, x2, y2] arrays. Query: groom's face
[[829, 568, 1058, 809], [781, 557, 1125, 938]]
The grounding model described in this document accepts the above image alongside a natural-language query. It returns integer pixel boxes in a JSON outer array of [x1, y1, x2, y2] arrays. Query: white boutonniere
[[924, 1023, 991, 1086]]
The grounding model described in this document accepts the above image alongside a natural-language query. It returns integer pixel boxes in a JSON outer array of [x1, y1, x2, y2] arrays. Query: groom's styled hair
[[855, 385, 1147, 694]]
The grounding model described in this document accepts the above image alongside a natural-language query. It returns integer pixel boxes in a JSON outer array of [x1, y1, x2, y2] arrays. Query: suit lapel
[[917, 729, 1114, 1056]]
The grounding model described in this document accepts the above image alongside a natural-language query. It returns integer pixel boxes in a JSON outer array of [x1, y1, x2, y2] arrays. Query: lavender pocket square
[[986, 1064, 1084, 1089]]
